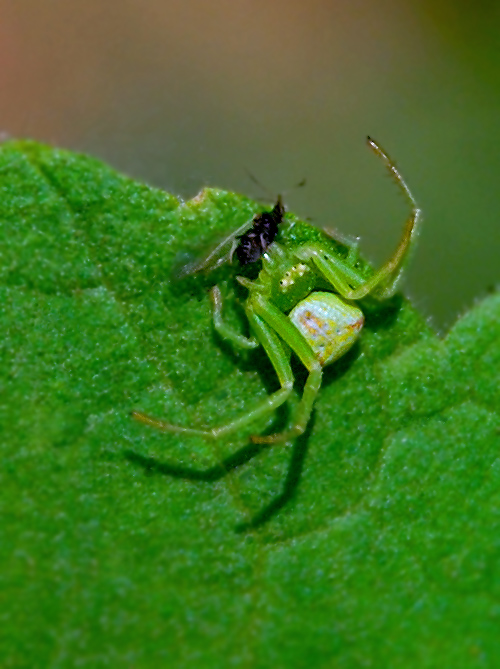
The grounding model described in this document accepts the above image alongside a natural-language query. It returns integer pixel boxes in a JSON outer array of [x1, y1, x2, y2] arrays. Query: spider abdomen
[[288, 291, 364, 366]]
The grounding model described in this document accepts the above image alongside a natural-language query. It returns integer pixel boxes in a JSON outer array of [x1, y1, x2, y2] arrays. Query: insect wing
[[176, 218, 255, 278]]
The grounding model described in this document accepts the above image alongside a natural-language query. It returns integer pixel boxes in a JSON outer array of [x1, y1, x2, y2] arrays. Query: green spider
[[133, 137, 420, 444]]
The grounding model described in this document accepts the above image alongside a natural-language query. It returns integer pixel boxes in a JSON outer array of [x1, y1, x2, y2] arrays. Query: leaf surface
[[1, 141, 499, 668]]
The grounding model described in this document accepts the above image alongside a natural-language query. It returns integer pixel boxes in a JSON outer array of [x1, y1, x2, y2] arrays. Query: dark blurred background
[[2, 0, 499, 329]]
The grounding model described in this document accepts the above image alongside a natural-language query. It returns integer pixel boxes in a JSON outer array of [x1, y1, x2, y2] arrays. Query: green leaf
[[1, 140, 499, 667]]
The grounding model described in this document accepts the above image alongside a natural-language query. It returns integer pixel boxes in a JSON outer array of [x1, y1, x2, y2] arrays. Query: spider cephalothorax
[[235, 196, 285, 265], [133, 138, 421, 445]]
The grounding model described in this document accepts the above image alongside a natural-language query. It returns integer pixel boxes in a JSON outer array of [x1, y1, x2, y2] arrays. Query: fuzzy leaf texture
[[1, 140, 499, 668]]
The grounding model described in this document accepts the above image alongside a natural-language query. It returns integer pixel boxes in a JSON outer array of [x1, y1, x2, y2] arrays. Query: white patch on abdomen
[[289, 291, 364, 366]]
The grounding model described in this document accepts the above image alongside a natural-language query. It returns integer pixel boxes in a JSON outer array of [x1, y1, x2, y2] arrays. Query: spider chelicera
[[133, 137, 421, 444]]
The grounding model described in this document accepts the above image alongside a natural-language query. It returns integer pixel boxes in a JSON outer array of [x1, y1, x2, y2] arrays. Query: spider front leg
[[296, 137, 421, 300], [295, 210, 415, 301], [132, 304, 294, 440]]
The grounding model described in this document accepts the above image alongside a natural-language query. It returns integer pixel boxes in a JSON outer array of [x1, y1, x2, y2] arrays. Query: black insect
[[235, 196, 285, 265]]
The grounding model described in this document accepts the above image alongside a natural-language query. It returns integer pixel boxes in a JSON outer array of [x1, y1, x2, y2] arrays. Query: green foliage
[[1, 140, 499, 667]]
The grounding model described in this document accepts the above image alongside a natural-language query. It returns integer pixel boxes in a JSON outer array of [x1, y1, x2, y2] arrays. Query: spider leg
[[356, 208, 419, 299], [356, 137, 421, 298], [249, 294, 322, 444], [211, 285, 258, 350], [132, 310, 293, 440], [295, 137, 421, 300], [294, 209, 416, 300]]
